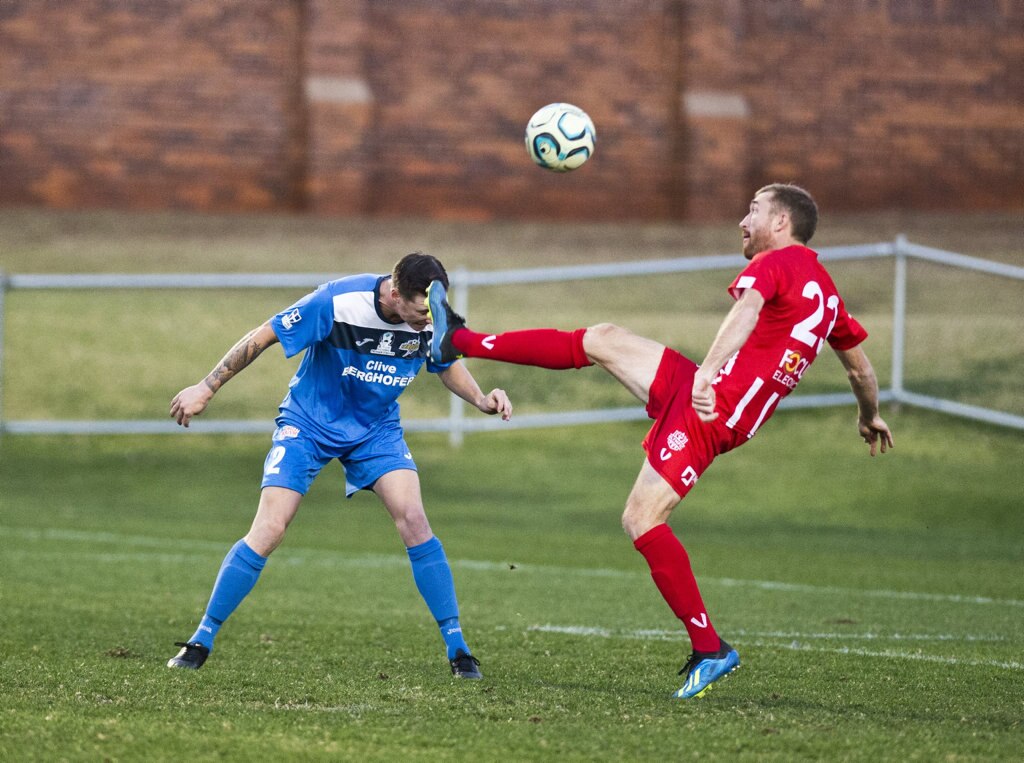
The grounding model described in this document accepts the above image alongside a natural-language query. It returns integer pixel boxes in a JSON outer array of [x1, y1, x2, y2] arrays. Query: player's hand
[[170, 382, 214, 427], [858, 414, 894, 457], [691, 374, 718, 422], [479, 388, 513, 421]]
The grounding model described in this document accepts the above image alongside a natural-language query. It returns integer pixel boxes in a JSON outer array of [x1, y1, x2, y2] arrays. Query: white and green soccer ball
[[524, 103, 596, 172]]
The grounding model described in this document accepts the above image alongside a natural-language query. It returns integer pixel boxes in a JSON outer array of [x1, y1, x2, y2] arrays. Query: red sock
[[452, 327, 592, 369], [633, 523, 720, 653]]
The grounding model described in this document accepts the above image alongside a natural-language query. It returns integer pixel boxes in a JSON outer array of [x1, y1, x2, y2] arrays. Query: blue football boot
[[425, 280, 465, 364], [673, 640, 740, 699]]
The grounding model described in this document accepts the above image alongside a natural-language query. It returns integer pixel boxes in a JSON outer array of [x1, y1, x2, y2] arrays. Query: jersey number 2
[[790, 280, 839, 352], [264, 445, 286, 476]]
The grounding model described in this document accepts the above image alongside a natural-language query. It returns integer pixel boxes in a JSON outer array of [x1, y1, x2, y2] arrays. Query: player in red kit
[[427, 183, 894, 699]]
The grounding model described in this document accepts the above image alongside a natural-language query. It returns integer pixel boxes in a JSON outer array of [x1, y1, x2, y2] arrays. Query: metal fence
[[1, 237, 1022, 443]]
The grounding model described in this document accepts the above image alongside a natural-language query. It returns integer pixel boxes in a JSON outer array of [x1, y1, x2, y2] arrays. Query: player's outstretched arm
[[438, 361, 513, 421], [170, 321, 280, 427], [834, 345, 894, 456]]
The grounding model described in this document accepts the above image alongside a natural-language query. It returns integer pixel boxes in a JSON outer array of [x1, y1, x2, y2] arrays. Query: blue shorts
[[260, 420, 417, 497]]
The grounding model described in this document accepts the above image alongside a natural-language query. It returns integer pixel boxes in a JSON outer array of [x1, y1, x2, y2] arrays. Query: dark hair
[[756, 183, 818, 243], [392, 251, 448, 300]]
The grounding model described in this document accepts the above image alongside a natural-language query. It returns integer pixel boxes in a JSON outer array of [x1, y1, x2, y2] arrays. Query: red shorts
[[642, 349, 746, 498]]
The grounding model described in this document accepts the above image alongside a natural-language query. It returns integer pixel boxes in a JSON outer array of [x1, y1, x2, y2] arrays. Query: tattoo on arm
[[203, 327, 270, 392]]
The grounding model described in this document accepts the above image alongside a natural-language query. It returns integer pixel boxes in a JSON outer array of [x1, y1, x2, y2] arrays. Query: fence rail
[[1, 238, 1022, 440]]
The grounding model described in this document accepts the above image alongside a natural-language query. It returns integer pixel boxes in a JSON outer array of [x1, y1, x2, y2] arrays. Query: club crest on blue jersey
[[370, 332, 396, 356]]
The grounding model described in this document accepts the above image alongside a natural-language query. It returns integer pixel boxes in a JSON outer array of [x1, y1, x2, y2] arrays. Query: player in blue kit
[[166, 253, 512, 679]]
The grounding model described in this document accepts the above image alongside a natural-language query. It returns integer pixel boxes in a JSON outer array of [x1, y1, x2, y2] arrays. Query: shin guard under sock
[[189, 539, 267, 651], [634, 523, 720, 653], [407, 536, 470, 659], [452, 327, 591, 369]]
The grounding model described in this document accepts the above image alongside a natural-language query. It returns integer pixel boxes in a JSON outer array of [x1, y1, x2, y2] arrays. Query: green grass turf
[[1, 410, 1022, 761]]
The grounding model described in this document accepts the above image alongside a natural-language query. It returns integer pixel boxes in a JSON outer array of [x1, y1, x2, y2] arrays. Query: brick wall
[[1, 0, 1020, 221], [734, 0, 1024, 214], [349, 0, 680, 220], [0, 0, 305, 211]]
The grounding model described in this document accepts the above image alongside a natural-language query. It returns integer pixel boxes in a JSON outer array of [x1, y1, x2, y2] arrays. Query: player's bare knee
[[620, 502, 649, 542], [585, 322, 625, 343], [584, 322, 629, 360], [245, 523, 286, 556], [392, 507, 433, 547]]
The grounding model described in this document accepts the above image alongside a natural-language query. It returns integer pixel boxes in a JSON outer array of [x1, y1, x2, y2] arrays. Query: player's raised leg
[[427, 279, 591, 369], [426, 280, 665, 403], [580, 323, 665, 404]]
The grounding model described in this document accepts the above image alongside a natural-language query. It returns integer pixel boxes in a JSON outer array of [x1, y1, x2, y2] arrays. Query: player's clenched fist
[[691, 375, 718, 422]]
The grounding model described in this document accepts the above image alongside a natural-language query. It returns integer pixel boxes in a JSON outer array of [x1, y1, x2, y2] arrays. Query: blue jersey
[[270, 274, 452, 448]]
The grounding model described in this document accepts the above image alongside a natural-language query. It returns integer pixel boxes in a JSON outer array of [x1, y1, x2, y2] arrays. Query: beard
[[742, 229, 771, 259]]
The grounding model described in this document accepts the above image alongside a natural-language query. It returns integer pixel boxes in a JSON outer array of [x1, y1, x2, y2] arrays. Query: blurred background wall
[[1, 0, 1021, 221]]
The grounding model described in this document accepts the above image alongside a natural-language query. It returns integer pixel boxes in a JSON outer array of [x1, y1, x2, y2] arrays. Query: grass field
[[1, 413, 1022, 761], [1, 209, 1022, 760]]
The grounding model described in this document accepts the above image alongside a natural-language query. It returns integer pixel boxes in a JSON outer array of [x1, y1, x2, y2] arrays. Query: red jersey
[[713, 245, 867, 439]]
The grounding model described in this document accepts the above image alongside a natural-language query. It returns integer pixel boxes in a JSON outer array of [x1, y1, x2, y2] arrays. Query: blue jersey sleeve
[[271, 285, 336, 359]]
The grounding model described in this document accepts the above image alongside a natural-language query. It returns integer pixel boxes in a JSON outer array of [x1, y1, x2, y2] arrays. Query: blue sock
[[188, 539, 267, 651], [407, 536, 470, 659]]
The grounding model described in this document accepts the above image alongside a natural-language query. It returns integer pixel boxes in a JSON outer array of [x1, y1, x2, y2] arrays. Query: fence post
[[891, 235, 908, 403], [446, 267, 469, 447], [0, 271, 6, 440]]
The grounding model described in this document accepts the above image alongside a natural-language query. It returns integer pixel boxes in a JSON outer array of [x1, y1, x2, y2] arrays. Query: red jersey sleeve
[[728, 251, 781, 302], [826, 301, 869, 350]]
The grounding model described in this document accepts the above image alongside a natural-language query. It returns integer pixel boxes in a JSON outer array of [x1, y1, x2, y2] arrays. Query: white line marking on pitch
[[747, 640, 1024, 671], [526, 624, 1008, 643], [525, 625, 1024, 671], [732, 629, 1006, 643], [708, 577, 1024, 608], [3, 524, 1022, 608]]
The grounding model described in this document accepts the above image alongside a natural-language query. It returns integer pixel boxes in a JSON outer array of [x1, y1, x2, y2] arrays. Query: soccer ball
[[524, 103, 596, 172]]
